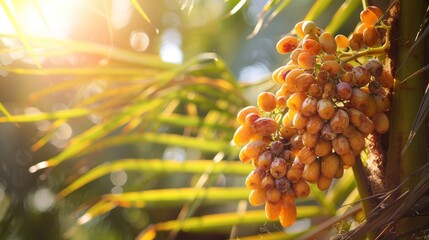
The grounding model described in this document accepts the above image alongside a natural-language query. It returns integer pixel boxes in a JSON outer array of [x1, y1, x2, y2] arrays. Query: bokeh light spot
[[110, 170, 128, 186], [162, 147, 186, 162], [130, 31, 150, 52], [28, 188, 55, 212], [111, 186, 123, 194], [55, 123, 72, 140]]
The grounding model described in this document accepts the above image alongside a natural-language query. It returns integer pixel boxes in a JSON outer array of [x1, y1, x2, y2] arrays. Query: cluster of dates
[[233, 6, 392, 227]]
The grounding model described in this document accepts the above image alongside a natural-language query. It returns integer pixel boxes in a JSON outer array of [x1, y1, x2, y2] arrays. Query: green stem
[[351, 157, 373, 216], [339, 27, 391, 67], [361, 0, 368, 10]]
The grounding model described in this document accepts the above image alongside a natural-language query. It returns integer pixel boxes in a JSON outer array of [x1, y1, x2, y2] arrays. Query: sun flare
[[0, 0, 82, 39]]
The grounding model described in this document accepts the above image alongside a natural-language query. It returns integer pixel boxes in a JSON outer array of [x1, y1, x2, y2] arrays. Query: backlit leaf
[[57, 159, 253, 198], [325, 0, 361, 33]]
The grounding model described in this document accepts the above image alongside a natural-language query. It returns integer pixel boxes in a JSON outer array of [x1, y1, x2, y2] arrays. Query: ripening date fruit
[[290, 134, 304, 153], [342, 124, 357, 138], [306, 115, 324, 134], [303, 160, 321, 183], [317, 175, 333, 191], [277, 36, 300, 54], [280, 126, 297, 140], [349, 33, 364, 51], [275, 177, 291, 193], [246, 168, 265, 190], [314, 139, 332, 157], [265, 201, 282, 220], [297, 146, 317, 164], [238, 8, 392, 227], [298, 52, 316, 69], [287, 92, 307, 112], [257, 151, 273, 169], [237, 106, 260, 125], [245, 140, 269, 158], [252, 117, 279, 136], [348, 131, 366, 154], [319, 32, 337, 54], [365, 59, 383, 77], [320, 60, 340, 78], [360, 8, 378, 26], [372, 112, 389, 133], [376, 69, 394, 89], [323, 82, 337, 99], [266, 188, 282, 203], [282, 111, 294, 128], [330, 109, 350, 134], [321, 153, 340, 179], [296, 73, 316, 92], [368, 6, 383, 18], [373, 94, 390, 112], [249, 188, 267, 206], [282, 150, 295, 162], [302, 39, 321, 55], [332, 135, 351, 155], [270, 141, 284, 155], [334, 166, 344, 179], [340, 152, 356, 167], [353, 66, 371, 87], [233, 124, 254, 146], [335, 34, 349, 49], [285, 68, 305, 92], [276, 96, 288, 109], [294, 21, 306, 38], [341, 72, 356, 85], [287, 159, 305, 183], [302, 21, 318, 35], [317, 70, 329, 84], [301, 96, 318, 117], [293, 178, 310, 198], [351, 88, 371, 111], [302, 131, 319, 148], [355, 23, 370, 34], [362, 95, 378, 118], [279, 194, 297, 227], [245, 113, 261, 125], [290, 48, 304, 64], [320, 60, 340, 77], [317, 99, 335, 120], [262, 174, 275, 190], [293, 112, 309, 130], [321, 122, 337, 141], [363, 26, 381, 47], [258, 92, 277, 112], [337, 82, 352, 100], [270, 157, 288, 178], [239, 148, 252, 163], [308, 84, 323, 98], [348, 108, 365, 127]]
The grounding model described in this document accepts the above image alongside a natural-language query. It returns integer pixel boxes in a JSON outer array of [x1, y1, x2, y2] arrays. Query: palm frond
[[0, 1, 41, 68], [341, 163, 429, 239], [57, 159, 252, 199], [303, 0, 334, 21], [136, 206, 321, 238], [325, 0, 361, 33]]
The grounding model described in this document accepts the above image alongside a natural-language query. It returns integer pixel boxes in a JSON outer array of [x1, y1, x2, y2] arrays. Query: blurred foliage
[[0, 0, 384, 239]]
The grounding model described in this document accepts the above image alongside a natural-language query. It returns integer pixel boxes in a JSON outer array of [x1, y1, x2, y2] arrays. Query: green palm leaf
[[57, 159, 252, 199]]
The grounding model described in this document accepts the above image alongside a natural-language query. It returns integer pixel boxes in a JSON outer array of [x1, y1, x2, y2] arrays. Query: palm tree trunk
[[386, 0, 428, 235]]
